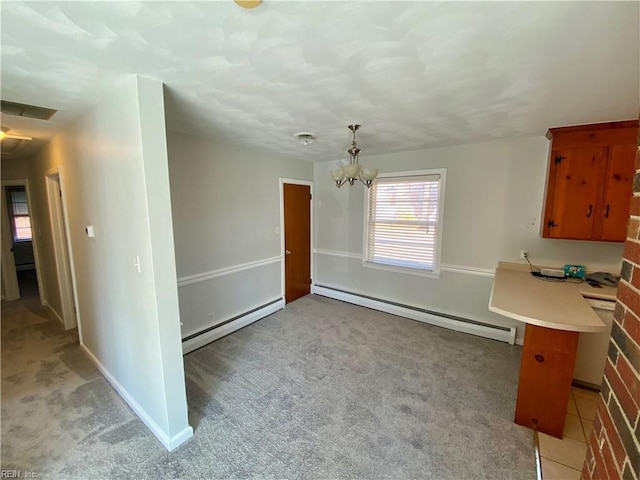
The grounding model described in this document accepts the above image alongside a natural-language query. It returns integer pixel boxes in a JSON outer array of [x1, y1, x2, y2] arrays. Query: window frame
[[362, 168, 446, 278], [5, 186, 33, 243]]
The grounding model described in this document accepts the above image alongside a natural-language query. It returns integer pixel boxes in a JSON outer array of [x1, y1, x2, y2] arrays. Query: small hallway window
[[6, 186, 32, 242]]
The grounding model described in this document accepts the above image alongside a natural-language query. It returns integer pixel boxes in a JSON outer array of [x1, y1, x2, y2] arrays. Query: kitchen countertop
[[489, 262, 616, 333]]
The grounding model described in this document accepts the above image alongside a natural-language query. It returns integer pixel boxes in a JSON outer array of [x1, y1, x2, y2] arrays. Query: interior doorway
[[1, 180, 44, 304], [45, 171, 77, 330], [281, 180, 313, 304]]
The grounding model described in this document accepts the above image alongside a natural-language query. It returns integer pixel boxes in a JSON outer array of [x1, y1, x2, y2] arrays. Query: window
[[364, 169, 446, 275], [6, 187, 32, 242]]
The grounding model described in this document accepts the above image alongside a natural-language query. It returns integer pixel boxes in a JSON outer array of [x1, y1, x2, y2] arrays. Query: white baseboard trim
[[177, 256, 281, 288], [182, 298, 285, 354], [312, 285, 516, 345], [79, 343, 193, 451], [166, 425, 195, 451], [44, 302, 64, 326]]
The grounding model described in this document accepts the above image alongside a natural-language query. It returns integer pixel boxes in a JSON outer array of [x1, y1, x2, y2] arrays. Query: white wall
[[313, 135, 625, 343], [166, 130, 313, 339], [27, 75, 192, 450]]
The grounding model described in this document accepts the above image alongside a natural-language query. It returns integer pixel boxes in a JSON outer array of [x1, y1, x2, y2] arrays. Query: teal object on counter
[[564, 264, 586, 279]]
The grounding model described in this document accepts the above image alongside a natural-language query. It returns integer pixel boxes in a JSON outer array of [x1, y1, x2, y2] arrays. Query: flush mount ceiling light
[[233, 0, 262, 8], [0, 126, 32, 141], [294, 132, 316, 146], [332, 125, 379, 188]]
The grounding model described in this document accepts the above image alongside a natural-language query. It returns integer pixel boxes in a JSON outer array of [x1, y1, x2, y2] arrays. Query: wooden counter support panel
[[514, 324, 579, 438], [489, 263, 609, 437]]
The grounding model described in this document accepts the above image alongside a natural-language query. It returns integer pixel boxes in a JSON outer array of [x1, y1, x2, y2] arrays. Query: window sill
[[362, 261, 441, 279]]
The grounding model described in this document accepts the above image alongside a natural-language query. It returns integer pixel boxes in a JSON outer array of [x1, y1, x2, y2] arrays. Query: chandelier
[[331, 125, 379, 188]]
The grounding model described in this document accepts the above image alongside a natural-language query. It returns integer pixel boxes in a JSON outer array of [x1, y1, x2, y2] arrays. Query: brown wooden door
[[599, 144, 636, 241], [283, 183, 311, 303], [544, 146, 605, 240]]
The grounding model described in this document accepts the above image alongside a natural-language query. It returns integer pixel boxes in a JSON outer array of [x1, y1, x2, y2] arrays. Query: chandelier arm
[[358, 174, 373, 188]]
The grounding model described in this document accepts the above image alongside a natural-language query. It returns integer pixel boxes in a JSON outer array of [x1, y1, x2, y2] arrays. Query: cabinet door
[[599, 144, 636, 241], [544, 146, 605, 239]]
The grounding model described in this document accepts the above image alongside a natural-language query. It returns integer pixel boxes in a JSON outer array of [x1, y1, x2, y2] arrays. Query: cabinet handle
[[586, 204, 593, 218], [534, 354, 544, 363], [604, 204, 610, 218]]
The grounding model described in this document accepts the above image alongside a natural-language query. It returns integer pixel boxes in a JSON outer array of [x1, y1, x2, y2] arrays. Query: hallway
[[0, 297, 154, 477], [15, 269, 39, 300]]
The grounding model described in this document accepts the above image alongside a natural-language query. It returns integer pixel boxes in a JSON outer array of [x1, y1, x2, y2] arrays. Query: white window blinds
[[6, 187, 32, 242], [366, 174, 443, 272]]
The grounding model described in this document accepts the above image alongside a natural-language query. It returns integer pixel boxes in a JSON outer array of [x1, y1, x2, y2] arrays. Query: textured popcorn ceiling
[[1, 1, 638, 161]]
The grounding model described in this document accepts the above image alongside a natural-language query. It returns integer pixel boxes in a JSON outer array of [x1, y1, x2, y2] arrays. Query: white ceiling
[[1, 1, 639, 162]]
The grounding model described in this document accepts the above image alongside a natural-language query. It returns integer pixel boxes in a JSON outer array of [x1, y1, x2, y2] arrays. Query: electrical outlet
[[520, 250, 529, 259], [209, 313, 214, 323]]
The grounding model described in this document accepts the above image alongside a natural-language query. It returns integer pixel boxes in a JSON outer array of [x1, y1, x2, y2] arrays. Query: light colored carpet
[[1, 294, 535, 479]]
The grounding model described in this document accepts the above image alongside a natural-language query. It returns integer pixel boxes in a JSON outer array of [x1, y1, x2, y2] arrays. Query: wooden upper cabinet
[[544, 146, 605, 240], [542, 120, 638, 242], [599, 144, 637, 241]]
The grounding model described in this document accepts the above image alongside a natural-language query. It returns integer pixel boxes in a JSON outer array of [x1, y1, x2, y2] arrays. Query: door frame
[[1, 184, 19, 301], [1, 179, 46, 305], [45, 167, 80, 331], [279, 178, 314, 301]]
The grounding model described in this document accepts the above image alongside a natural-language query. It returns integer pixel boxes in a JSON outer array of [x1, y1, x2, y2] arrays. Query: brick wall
[[581, 144, 640, 480]]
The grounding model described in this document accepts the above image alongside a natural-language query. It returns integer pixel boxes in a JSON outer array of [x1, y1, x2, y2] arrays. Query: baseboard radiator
[[181, 297, 285, 354], [15, 264, 36, 272], [312, 285, 516, 345]]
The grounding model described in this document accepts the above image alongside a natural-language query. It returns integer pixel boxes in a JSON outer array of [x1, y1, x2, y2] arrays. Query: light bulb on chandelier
[[331, 125, 379, 188]]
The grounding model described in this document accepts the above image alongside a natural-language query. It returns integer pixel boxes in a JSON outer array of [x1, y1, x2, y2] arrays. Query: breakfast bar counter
[[489, 262, 615, 438]]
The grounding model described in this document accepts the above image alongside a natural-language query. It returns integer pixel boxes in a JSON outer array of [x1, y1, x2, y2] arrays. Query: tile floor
[[538, 386, 600, 480]]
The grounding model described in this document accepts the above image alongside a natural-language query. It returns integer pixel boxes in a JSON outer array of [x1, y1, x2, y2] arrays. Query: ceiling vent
[[1, 100, 56, 120]]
